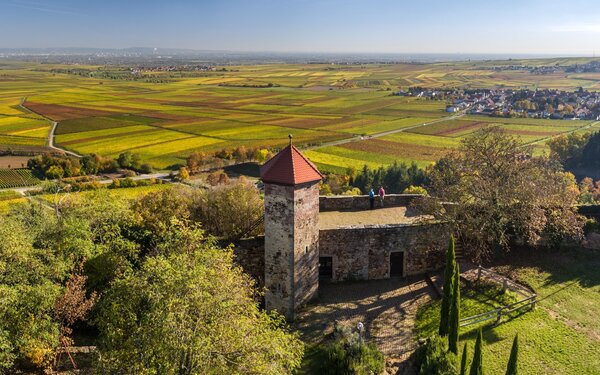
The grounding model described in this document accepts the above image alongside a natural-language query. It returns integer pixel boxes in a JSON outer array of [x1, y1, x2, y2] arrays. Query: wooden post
[[531, 294, 537, 310], [495, 309, 502, 326], [502, 278, 508, 293], [477, 265, 482, 282]]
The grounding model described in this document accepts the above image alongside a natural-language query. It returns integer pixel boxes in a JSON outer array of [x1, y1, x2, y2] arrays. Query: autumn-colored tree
[[54, 273, 97, 344], [426, 128, 584, 261], [189, 178, 264, 240], [232, 145, 248, 162], [206, 170, 230, 186], [547, 132, 591, 164], [186, 152, 207, 173]]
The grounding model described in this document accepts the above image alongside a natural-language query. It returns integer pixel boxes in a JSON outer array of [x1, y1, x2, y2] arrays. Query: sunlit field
[[2, 59, 600, 170]]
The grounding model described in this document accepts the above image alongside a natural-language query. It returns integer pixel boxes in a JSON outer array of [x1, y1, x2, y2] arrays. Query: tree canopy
[[0, 183, 299, 374], [426, 127, 584, 260]]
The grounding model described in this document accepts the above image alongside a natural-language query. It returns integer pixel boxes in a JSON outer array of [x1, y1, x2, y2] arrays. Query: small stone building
[[235, 142, 450, 320]]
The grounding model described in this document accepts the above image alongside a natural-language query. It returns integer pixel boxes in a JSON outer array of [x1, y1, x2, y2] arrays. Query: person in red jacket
[[378, 186, 385, 207]]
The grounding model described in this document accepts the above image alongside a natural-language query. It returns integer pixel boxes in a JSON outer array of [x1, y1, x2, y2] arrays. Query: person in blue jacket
[[369, 188, 375, 209]]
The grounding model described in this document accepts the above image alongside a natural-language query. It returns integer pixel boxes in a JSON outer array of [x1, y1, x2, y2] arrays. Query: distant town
[[396, 87, 600, 120]]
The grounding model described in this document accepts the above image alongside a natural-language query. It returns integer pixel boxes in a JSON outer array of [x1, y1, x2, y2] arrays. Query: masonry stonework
[[264, 182, 320, 320], [252, 143, 450, 320], [318, 223, 449, 281]]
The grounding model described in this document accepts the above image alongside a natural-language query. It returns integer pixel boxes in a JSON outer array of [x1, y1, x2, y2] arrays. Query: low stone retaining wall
[[319, 194, 423, 212]]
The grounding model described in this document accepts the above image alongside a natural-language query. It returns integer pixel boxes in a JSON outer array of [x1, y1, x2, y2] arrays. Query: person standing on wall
[[378, 186, 386, 207], [369, 188, 375, 210]]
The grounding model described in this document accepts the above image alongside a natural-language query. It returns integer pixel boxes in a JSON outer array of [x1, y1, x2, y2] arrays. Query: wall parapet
[[319, 194, 424, 211]]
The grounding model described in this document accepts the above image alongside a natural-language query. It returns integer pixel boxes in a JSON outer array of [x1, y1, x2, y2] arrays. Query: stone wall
[[232, 236, 265, 287], [292, 182, 320, 311], [319, 194, 423, 212], [318, 222, 449, 281]]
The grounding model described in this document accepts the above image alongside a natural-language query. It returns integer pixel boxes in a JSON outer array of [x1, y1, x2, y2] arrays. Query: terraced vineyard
[[0, 169, 41, 188], [2, 60, 600, 171]]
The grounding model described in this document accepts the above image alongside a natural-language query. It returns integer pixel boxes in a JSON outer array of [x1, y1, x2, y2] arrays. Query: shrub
[[316, 324, 384, 375], [45, 165, 64, 180], [415, 335, 457, 375], [403, 185, 429, 196], [139, 163, 153, 174], [121, 169, 136, 178]]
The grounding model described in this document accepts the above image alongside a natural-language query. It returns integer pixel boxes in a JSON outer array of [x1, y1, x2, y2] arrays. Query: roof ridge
[[260, 143, 322, 185], [291, 144, 323, 178]]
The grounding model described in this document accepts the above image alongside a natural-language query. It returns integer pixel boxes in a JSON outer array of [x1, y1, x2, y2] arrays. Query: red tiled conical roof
[[260, 144, 323, 185]]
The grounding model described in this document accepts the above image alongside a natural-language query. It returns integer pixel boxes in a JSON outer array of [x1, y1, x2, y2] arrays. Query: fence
[[459, 265, 537, 328]]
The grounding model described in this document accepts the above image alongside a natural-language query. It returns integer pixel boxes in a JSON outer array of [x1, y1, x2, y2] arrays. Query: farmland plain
[[2, 59, 600, 171]]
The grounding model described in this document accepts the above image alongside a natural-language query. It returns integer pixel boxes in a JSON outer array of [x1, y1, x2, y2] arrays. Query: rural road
[[9, 172, 173, 196], [47, 121, 82, 157], [18, 97, 82, 158], [306, 113, 465, 151]]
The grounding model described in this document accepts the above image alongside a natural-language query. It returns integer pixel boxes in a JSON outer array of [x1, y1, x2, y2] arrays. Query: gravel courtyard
[[295, 276, 436, 373]]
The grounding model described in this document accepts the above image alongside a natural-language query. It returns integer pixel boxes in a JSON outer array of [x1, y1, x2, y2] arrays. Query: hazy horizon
[[2, 0, 600, 55]]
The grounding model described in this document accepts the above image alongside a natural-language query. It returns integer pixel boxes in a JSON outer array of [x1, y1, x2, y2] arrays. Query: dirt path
[[295, 277, 436, 374]]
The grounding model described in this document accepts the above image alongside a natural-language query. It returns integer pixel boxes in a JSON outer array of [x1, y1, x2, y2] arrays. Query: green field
[[416, 248, 600, 374], [2, 60, 600, 170], [0, 168, 40, 188]]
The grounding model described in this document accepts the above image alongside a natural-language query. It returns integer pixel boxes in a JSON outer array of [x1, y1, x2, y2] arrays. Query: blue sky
[[2, 0, 600, 55]]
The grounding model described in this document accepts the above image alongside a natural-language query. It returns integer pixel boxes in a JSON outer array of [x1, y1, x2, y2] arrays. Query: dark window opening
[[390, 252, 404, 277], [319, 256, 333, 279]]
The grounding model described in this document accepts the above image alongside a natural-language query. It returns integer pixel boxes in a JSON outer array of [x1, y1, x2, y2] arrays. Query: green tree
[[45, 165, 65, 179], [439, 236, 456, 336], [470, 329, 483, 375], [505, 334, 518, 375], [0, 217, 63, 370], [94, 221, 303, 374], [459, 343, 469, 375], [448, 264, 460, 354]]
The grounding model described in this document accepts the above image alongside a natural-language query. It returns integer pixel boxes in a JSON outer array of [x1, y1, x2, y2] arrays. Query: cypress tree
[[448, 264, 461, 354], [505, 334, 518, 375], [439, 235, 456, 336], [470, 329, 483, 375], [459, 343, 469, 375]]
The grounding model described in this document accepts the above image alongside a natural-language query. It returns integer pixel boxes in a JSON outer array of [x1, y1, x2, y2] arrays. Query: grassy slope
[[416, 247, 600, 374]]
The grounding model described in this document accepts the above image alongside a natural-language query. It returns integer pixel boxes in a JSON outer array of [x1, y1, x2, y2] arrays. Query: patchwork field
[[1, 60, 600, 171]]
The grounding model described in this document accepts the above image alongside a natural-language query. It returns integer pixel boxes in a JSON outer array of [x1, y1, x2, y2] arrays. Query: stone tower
[[260, 138, 322, 320]]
